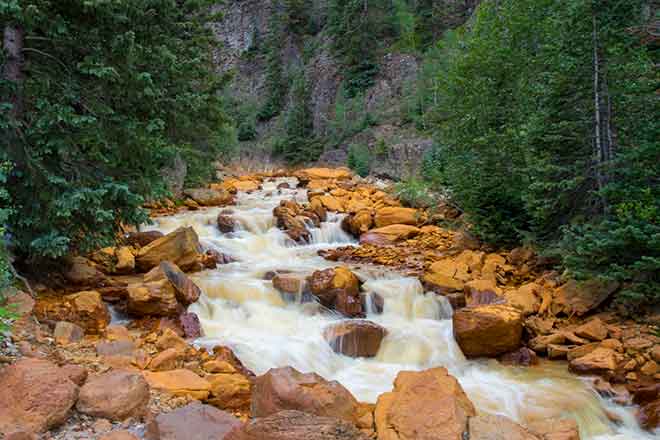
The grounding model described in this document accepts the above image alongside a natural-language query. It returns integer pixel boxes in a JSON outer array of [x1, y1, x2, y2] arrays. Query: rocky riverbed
[[1, 167, 658, 439]]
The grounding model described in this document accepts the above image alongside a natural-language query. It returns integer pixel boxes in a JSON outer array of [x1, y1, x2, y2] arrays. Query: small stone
[[105, 324, 132, 341], [626, 372, 638, 381], [149, 348, 182, 371], [600, 338, 623, 352], [93, 419, 113, 433], [53, 321, 85, 345], [640, 360, 659, 376]]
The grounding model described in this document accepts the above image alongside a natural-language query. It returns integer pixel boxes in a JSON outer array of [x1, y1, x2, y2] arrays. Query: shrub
[[347, 144, 371, 177]]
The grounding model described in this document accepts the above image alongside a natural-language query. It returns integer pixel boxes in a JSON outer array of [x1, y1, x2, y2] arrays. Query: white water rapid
[[144, 177, 655, 440]]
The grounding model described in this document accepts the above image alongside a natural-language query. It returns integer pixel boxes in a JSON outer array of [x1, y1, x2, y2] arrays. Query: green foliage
[[393, 178, 435, 209], [258, 7, 287, 121], [327, 84, 377, 147], [1, 0, 234, 261], [392, 0, 418, 52], [347, 144, 370, 177], [427, 0, 659, 305]]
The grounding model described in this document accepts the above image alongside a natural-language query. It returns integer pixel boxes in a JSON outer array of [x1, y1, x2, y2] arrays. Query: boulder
[[342, 210, 374, 237], [359, 224, 420, 245], [453, 305, 523, 357], [551, 279, 618, 316], [179, 312, 203, 338], [183, 188, 234, 206], [295, 167, 353, 182], [136, 227, 203, 272], [127, 279, 181, 316], [464, 279, 504, 306], [499, 347, 539, 366], [59, 364, 88, 386], [149, 348, 183, 371], [374, 207, 425, 228], [145, 261, 201, 306], [574, 318, 608, 341], [0, 358, 79, 433], [53, 321, 85, 345], [273, 203, 311, 243], [115, 246, 136, 273], [527, 418, 580, 440], [252, 366, 358, 423], [568, 347, 619, 375], [318, 194, 344, 212], [146, 402, 242, 440], [272, 273, 308, 294], [505, 283, 541, 316], [374, 367, 476, 440], [323, 320, 387, 358], [217, 214, 236, 233], [64, 256, 107, 287], [77, 371, 150, 420], [225, 410, 368, 440], [126, 230, 165, 247], [143, 369, 211, 400], [468, 414, 540, 440], [638, 399, 660, 431], [308, 267, 363, 317], [34, 290, 110, 334], [206, 371, 252, 411], [423, 251, 483, 293]]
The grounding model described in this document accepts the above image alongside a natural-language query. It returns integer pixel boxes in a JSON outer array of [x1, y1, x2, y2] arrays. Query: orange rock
[[34, 290, 110, 334], [453, 305, 523, 357], [360, 224, 420, 245], [374, 367, 475, 440], [295, 167, 353, 181], [135, 227, 203, 272], [76, 371, 150, 421], [505, 283, 541, 316], [569, 347, 619, 375], [374, 207, 424, 227], [574, 318, 608, 341], [206, 372, 252, 411], [143, 369, 211, 400], [469, 414, 540, 440], [323, 320, 387, 358], [527, 418, 580, 440]]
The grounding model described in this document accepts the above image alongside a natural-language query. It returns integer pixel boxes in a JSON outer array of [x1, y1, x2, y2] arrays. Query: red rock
[[375, 367, 476, 440], [469, 414, 540, 440], [179, 312, 203, 338], [53, 321, 85, 345], [145, 261, 201, 306], [323, 320, 387, 358], [574, 318, 608, 341], [77, 371, 150, 420], [225, 410, 368, 440], [499, 347, 539, 366], [100, 431, 140, 440], [252, 366, 358, 423], [452, 305, 523, 357], [146, 402, 242, 440], [59, 364, 88, 386], [126, 230, 165, 247], [0, 358, 79, 433], [464, 279, 504, 307], [568, 347, 619, 375]]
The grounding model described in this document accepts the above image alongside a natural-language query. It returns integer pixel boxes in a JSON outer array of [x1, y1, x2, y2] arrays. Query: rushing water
[[145, 178, 655, 440]]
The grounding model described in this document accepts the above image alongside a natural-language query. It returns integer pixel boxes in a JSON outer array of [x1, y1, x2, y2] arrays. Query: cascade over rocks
[[136, 227, 204, 272], [374, 367, 476, 440], [273, 200, 312, 243], [323, 320, 387, 358], [252, 366, 359, 423], [225, 410, 369, 440], [452, 304, 523, 357], [0, 358, 79, 434]]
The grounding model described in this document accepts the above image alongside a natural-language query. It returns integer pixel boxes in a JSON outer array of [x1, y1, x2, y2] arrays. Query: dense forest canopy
[[1, 0, 658, 308]]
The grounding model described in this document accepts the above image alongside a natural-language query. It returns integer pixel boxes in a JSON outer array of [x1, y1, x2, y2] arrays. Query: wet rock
[[375, 367, 476, 440], [469, 413, 540, 440], [77, 371, 150, 420], [146, 402, 242, 440], [272, 273, 308, 294], [342, 209, 374, 237], [53, 321, 85, 345], [179, 312, 203, 338], [143, 369, 211, 400], [453, 304, 523, 357], [273, 202, 311, 243], [252, 366, 358, 423], [323, 320, 387, 358], [0, 358, 79, 433], [217, 213, 236, 233], [318, 194, 344, 212], [184, 188, 234, 206], [126, 230, 165, 247], [145, 261, 201, 306], [527, 418, 580, 440], [127, 279, 181, 317], [499, 347, 539, 366], [308, 267, 363, 317], [374, 207, 425, 228], [574, 318, 608, 341], [359, 224, 420, 245], [34, 290, 110, 334], [226, 410, 368, 440], [277, 182, 291, 189], [136, 227, 203, 272], [569, 347, 619, 375]]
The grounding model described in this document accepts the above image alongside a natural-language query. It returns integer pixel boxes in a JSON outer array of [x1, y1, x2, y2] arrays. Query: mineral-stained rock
[[64, 256, 108, 287], [308, 267, 363, 317], [53, 321, 85, 345], [136, 227, 203, 272], [225, 410, 368, 440], [569, 347, 619, 375], [468, 414, 540, 440], [0, 358, 79, 433], [146, 402, 242, 440], [217, 213, 237, 233], [125, 230, 165, 247], [551, 279, 619, 316], [59, 364, 88, 386], [374, 207, 425, 228], [77, 371, 150, 420], [464, 279, 504, 307], [574, 318, 608, 341], [100, 431, 140, 440], [272, 273, 308, 294], [374, 367, 476, 440], [143, 369, 211, 400], [252, 366, 358, 423], [505, 283, 541, 316], [527, 418, 580, 440], [323, 320, 387, 358], [184, 188, 234, 207], [34, 290, 110, 334], [359, 224, 420, 245], [499, 347, 539, 366], [452, 304, 523, 357], [342, 209, 374, 237], [179, 312, 203, 338], [127, 279, 181, 317], [295, 167, 352, 182], [115, 246, 136, 273], [206, 371, 252, 411], [145, 261, 201, 306], [273, 202, 312, 243]]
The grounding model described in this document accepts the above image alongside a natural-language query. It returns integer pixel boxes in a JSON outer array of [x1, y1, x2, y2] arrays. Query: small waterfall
[[309, 212, 354, 245]]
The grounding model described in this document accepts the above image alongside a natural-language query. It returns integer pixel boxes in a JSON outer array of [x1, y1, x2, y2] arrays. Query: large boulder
[[183, 188, 234, 207], [527, 418, 580, 440], [308, 267, 363, 317], [374, 367, 476, 440], [143, 370, 211, 400], [295, 167, 353, 182], [126, 230, 165, 247], [0, 359, 79, 433], [34, 290, 110, 334], [551, 279, 619, 316], [77, 371, 150, 420], [272, 273, 308, 294], [342, 210, 374, 237], [273, 202, 311, 243], [323, 320, 387, 358], [146, 402, 242, 440], [468, 414, 540, 440], [423, 250, 484, 293], [127, 279, 181, 317], [144, 261, 201, 306], [452, 305, 523, 357], [252, 367, 358, 423], [63, 256, 108, 287], [374, 207, 425, 228], [504, 283, 541, 316], [136, 227, 203, 272], [568, 347, 619, 375], [225, 410, 368, 440], [359, 224, 420, 246]]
